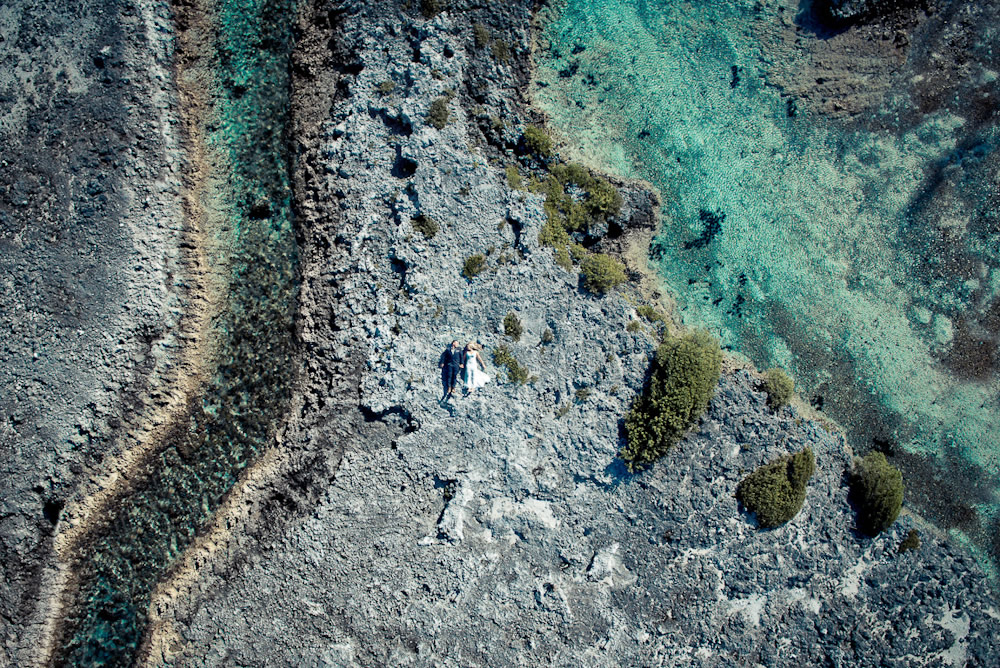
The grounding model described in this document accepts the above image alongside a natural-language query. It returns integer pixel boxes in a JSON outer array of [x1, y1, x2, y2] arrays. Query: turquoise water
[[57, 0, 298, 664], [533, 0, 999, 564]]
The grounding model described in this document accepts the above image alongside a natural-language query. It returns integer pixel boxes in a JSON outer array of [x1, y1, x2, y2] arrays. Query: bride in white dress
[[463, 343, 490, 393]]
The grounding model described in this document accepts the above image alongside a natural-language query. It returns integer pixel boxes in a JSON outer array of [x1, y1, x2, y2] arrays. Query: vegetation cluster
[[428, 96, 451, 129], [503, 312, 522, 342], [850, 451, 904, 536], [493, 345, 528, 384], [462, 253, 486, 279], [412, 214, 439, 239], [621, 330, 722, 471], [736, 448, 815, 528], [762, 368, 794, 410]]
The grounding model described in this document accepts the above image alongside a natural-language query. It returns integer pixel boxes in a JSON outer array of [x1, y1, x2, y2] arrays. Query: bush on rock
[[737, 448, 815, 528], [580, 253, 626, 295], [427, 96, 451, 129], [411, 214, 439, 239], [850, 451, 903, 536], [621, 330, 722, 471], [462, 254, 486, 279], [492, 345, 528, 385], [762, 368, 794, 410], [503, 312, 522, 342], [523, 126, 552, 158]]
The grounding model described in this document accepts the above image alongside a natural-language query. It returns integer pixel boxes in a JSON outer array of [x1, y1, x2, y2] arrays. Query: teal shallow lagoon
[[533, 0, 1000, 564]]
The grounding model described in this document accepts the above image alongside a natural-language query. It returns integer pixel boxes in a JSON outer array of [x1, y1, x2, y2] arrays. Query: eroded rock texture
[[2, 0, 998, 666]]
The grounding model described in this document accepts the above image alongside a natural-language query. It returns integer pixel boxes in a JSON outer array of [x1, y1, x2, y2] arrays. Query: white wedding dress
[[464, 351, 490, 391]]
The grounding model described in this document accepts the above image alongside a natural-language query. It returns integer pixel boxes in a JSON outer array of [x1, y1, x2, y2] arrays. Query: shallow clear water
[[533, 0, 999, 566]]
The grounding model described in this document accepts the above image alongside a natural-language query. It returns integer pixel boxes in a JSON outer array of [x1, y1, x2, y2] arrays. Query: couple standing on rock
[[439, 340, 490, 402]]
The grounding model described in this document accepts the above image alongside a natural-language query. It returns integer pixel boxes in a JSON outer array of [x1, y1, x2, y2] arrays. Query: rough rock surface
[[813, 0, 922, 26], [0, 0, 187, 656], [143, 1, 999, 666], [2, 0, 998, 665]]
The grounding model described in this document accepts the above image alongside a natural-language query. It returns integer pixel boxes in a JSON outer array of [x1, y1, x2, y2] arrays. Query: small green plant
[[898, 529, 921, 553], [583, 176, 623, 217], [493, 345, 528, 384], [850, 451, 904, 536], [523, 126, 552, 158], [556, 403, 571, 418], [554, 247, 573, 271], [427, 96, 451, 129], [420, 0, 445, 19], [762, 368, 794, 410], [492, 39, 510, 63], [503, 312, 523, 342], [581, 253, 626, 294], [541, 328, 555, 344], [473, 22, 491, 48], [574, 387, 591, 402], [627, 320, 643, 333], [505, 164, 523, 190], [462, 253, 486, 279], [551, 162, 622, 219], [736, 448, 815, 528], [411, 214, 439, 239], [636, 305, 665, 324], [621, 330, 722, 471], [377, 80, 396, 96]]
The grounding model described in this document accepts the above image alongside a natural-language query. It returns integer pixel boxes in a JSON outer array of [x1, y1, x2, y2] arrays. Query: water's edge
[[49, 0, 299, 664]]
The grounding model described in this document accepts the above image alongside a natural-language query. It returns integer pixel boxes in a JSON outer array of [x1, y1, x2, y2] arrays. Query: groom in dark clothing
[[439, 340, 464, 401]]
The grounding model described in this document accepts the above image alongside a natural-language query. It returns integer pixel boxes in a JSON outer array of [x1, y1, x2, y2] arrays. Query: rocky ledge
[[141, 1, 998, 666]]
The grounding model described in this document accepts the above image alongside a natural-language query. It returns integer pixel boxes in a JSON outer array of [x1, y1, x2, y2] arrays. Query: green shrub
[[541, 328, 555, 344], [411, 214, 439, 239], [420, 0, 445, 19], [472, 22, 491, 48], [627, 320, 643, 332], [538, 211, 570, 249], [551, 161, 591, 187], [551, 162, 621, 218], [636, 305, 665, 324], [850, 451, 904, 536], [524, 126, 552, 158], [898, 528, 921, 553], [492, 39, 510, 63], [543, 178, 588, 233], [377, 80, 396, 96], [554, 247, 573, 271], [493, 345, 528, 384], [584, 176, 623, 218], [736, 448, 815, 528], [428, 96, 450, 129], [762, 368, 794, 410], [503, 312, 523, 342], [462, 253, 486, 279], [574, 387, 591, 402], [620, 330, 722, 471], [581, 253, 626, 294], [505, 164, 523, 190]]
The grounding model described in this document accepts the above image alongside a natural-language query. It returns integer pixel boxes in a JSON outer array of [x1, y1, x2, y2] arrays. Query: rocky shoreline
[[145, 0, 999, 665], [1, 0, 998, 666]]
